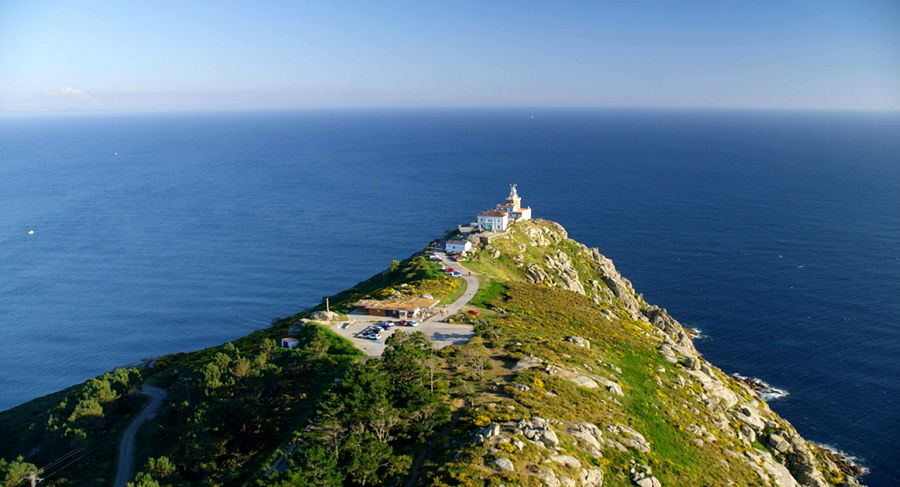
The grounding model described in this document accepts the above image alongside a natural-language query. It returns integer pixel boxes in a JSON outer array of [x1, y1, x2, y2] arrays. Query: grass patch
[[440, 277, 468, 305], [469, 280, 508, 308]]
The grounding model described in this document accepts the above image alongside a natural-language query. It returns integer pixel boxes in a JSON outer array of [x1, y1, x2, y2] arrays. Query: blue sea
[[1, 108, 898, 484]]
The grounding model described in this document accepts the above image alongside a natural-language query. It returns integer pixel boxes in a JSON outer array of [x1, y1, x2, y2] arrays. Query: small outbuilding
[[280, 337, 300, 349], [445, 239, 473, 254], [354, 297, 439, 318]]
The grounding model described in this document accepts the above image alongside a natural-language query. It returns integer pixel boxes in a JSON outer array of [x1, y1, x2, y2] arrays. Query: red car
[[467, 310, 480, 315]]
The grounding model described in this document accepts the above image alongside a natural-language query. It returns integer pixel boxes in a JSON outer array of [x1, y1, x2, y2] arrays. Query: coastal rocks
[[782, 433, 832, 487], [731, 373, 790, 401], [766, 433, 793, 455], [745, 449, 800, 487], [686, 367, 740, 409], [682, 356, 701, 370], [642, 305, 696, 355], [564, 335, 591, 349], [589, 247, 643, 318], [494, 457, 515, 472]]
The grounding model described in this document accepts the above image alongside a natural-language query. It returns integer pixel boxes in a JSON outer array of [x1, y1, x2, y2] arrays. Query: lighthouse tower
[[507, 184, 522, 209], [496, 183, 531, 223]]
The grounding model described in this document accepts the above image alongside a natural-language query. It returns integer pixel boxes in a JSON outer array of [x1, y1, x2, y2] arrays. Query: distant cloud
[[46, 86, 97, 100]]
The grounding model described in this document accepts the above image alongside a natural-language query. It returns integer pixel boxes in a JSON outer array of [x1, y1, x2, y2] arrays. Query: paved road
[[427, 251, 480, 322], [113, 386, 166, 487]]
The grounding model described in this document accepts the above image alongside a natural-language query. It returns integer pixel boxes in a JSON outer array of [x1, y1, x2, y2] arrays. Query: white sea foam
[[731, 373, 789, 401], [815, 442, 869, 476]]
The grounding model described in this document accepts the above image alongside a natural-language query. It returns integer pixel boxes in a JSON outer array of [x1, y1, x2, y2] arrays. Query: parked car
[[451, 271, 461, 277], [406, 320, 418, 327]]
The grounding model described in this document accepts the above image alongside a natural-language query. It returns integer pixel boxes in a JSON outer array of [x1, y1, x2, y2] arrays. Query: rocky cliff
[[431, 219, 863, 486]]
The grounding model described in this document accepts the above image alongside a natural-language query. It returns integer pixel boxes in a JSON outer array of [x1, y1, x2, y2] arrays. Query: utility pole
[[27, 472, 42, 487], [325, 297, 330, 313]]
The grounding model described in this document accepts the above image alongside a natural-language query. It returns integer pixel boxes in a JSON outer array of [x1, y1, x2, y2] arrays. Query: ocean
[[1, 108, 897, 484]]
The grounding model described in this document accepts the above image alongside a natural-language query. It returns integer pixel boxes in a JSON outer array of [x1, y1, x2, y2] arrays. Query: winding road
[[428, 251, 480, 321], [113, 386, 166, 487]]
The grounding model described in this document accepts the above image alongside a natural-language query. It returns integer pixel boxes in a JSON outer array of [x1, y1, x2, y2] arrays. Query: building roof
[[446, 239, 470, 245], [281, 337, 299, 342], [354, 297, 439, 311], [479, 209, 508, 217]]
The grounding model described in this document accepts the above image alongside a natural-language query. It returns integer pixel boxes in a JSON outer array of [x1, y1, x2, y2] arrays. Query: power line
[[38, 448, 83, 472]]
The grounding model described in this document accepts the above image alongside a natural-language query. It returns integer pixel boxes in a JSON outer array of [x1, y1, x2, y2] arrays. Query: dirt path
[[113, 386, 166, 487]]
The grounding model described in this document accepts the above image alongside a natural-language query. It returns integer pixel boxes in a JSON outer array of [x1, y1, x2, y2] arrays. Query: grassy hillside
[[0, 221, 862, 487]]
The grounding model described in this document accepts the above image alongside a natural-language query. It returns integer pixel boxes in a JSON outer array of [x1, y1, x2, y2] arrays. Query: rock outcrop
[[465, 220, 865, 487]]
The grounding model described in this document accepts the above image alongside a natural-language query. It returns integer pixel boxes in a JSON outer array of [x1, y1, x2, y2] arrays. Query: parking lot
[[320, 248, 479, 357], [325, 313, 475, 357]]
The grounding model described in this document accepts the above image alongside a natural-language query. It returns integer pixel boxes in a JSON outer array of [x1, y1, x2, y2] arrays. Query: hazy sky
[[1, 1, 899, 113]]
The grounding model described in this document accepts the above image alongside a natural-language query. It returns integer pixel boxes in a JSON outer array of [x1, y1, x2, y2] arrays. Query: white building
[[477, 209, 509, 232], [476, 184, 531, 232], [445, 239, 473, 254]]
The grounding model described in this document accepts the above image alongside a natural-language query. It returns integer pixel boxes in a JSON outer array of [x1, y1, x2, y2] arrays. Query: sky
[[1, 1, 899, 114]]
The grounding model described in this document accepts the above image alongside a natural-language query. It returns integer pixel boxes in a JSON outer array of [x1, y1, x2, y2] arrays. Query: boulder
[[767, 433, 792, 454], [566, 422, 604, 457], [607, 424, 651, 453], [552, 455, 582, 469], [658, 344, 678, 364], [564, 335, 591, 349], [541, 428, 560, 447], [494, 457, 515, 472], [512, 355, 545, 372], [595, 376, 625, 397], [568, 375, 600, 389], [309, 310, 341, 321], [579, 467, 604, 487]]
